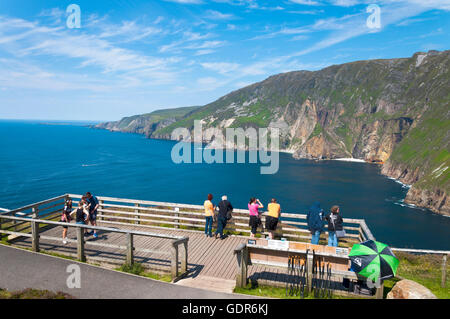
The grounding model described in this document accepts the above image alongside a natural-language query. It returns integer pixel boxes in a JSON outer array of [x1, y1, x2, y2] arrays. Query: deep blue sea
[[0, 120, 449, 249]]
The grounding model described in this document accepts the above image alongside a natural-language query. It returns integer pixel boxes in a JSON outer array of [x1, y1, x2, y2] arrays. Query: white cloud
[[204, 10, 236, 20]]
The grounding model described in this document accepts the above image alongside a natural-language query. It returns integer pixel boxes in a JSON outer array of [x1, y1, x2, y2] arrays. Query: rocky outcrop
[[386, 279, 437, 299], [405, 186, 450, 216]]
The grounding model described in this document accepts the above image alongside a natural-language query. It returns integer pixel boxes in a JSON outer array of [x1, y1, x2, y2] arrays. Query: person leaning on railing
[[266, 198, 281, 240], [204, 194, 215, 238], [248, 198, 264, 238]]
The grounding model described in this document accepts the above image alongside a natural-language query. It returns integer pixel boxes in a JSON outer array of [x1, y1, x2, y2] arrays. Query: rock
[[386, 279, 437, 299]]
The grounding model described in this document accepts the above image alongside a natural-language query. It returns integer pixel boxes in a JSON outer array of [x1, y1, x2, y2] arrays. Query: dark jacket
[[325, 212, 343, 231], [217, 200, 233, 219], [306, 202, 325, 232]]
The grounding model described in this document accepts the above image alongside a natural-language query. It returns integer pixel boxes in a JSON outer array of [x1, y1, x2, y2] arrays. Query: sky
[[0, 0, 449, 121]]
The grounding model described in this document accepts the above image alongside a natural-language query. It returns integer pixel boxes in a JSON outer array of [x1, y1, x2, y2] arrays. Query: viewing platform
[[0, 194, 380, 297]]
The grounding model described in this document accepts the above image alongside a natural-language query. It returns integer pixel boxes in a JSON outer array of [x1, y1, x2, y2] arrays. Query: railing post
[[180, 239, 188, 275], [31, 220, 39, 252], [235, 244, 248, 288], [375, 283, 384, 299], [171, 242, 179, 280], [99, 200, 104, 221], [174, 207, 179, 229], [442, 254, 447, 288], [134, 204, 140, 225], [307, 251, 313, 293], [126, 233, 134, 266], [77, 227, 86, 262], [32, 206, 38, 218], [0, 215, 3, 241]]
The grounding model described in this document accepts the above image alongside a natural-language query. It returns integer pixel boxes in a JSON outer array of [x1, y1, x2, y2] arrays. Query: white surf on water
[[333, 158, 366, 163]]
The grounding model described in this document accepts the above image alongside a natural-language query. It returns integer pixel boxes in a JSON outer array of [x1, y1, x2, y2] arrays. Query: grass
[[233, 283, 365, 299], [116, 263, 172, 282], [235, 252, 449, 299], [0, 288, 74, 299], [384, 252, 449, 299]]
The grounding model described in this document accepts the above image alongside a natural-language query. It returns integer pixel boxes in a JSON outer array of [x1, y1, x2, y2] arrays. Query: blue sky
[[0, 0, 449, 121]]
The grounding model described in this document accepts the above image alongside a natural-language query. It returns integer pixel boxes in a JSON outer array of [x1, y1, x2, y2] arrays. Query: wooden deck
[[11, 222, 292, 286]]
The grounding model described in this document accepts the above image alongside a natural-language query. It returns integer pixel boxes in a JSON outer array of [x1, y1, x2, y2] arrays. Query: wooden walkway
[[11, 222, 290, 286]]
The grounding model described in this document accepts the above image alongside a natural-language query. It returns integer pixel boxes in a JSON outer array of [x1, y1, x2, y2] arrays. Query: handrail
[[0, 215, 183, 240], [66, 193, 367, 243], [391, 247, 450, 255], [5, 195, 67, 215]]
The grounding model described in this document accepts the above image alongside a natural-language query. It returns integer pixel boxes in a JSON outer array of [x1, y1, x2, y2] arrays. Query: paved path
[[0, 244, 256, 299]]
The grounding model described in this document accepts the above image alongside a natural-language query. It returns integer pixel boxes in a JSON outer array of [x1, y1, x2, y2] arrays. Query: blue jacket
[[306, 202, 325, 232]]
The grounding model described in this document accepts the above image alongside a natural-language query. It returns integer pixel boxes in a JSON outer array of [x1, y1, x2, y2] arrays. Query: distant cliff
[[96, 50, 450, 216]]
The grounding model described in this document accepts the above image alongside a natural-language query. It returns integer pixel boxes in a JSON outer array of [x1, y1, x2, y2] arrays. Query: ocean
[[0, 120, 449, 250]]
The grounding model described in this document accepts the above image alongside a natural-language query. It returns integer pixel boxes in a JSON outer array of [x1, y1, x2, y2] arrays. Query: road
[[0, 244, 255, 299]]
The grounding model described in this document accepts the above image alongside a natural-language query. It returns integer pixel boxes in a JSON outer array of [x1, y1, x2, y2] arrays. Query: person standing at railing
[[204, 194, 215, 238], [61, 199, 73, 245], [306, 202, 325, 245], [70, 199, 89, 235], [266, 198, 281, 240], [248, 198, 264, 238], [215, 195, 233, 240], [324, 205, 344, 247], [85, 192, 99, 239]]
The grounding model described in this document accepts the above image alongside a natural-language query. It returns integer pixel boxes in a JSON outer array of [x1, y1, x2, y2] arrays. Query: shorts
[[61, 215, 71, 229], [265, 216, 279, 231], [89, 210, 97, 222], [76, 221, 85, 225], [61, 219, 69, 229]]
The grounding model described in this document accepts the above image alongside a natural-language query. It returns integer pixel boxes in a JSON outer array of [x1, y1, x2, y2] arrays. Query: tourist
[[70, 199, 89, 232], [325, 205, 344, 247], [306, 202, 325, 245], [85, 192, 99, 238], [61, 199, 73, 244], [204, 194, 215, 237], [215, 195, 233, 240], [248, 198, 263, 238], [266, 198, 281, 239]]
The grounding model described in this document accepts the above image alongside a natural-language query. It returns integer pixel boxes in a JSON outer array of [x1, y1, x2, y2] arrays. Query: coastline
[[94, 125, 446, 216]]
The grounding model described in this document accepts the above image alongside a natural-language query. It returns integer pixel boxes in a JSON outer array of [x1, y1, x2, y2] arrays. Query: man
[[215, 195, 233, 240], [306, 202, 324, 245], [85, 192, 99, 238]]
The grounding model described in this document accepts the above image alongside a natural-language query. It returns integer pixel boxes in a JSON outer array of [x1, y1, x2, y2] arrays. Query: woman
[[204, 194, 215, 237], [70, 199, 89, 234], [248, 197, 263, 238], [325, 205, 344, 247], [266, 198, 281, 239], [61, 199, 73, 245]]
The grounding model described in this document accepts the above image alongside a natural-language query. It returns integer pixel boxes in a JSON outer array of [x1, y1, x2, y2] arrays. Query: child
[[61, 199, 73, 244]]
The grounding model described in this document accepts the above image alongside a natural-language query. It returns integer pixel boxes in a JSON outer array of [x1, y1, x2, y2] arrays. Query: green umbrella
[[349, 240, 399, 283]]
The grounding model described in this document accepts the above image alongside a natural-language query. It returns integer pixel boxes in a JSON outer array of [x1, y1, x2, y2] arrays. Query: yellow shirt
[[204, 200, 214, 217], [268, 203, 281, 218]]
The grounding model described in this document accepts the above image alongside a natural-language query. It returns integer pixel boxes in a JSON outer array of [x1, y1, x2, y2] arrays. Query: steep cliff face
[[97, 50, 449, 215]]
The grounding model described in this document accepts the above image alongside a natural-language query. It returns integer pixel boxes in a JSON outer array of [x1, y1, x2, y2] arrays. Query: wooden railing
[[0, 213, 189, 281], [67, 194, 373, 244]]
